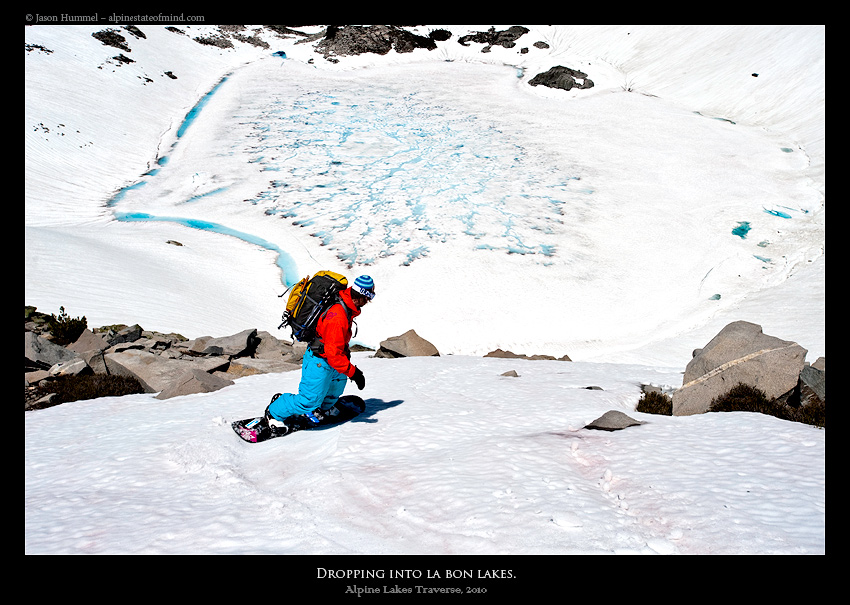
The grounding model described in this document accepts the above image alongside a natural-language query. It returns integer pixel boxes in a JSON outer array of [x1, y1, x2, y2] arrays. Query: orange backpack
[[278, 271, 349, 342]]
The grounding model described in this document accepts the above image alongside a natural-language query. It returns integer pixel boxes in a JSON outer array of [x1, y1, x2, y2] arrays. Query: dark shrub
[[636, 390, 672, 415], [709, 382, 776, 415], [33, 374, 144, 407], [791, 398, 825, 428], [47, 306, 87, 346], [709, 382, 825, 428]]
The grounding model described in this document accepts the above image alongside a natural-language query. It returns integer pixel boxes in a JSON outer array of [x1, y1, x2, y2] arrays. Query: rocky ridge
[[53, 24, 591, 95], [26, 304, 824, 431], [24, 306, 445, 409]]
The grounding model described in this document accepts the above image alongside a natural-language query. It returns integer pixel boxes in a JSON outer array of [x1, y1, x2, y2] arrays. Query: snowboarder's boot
[[334, 395, 367, 415], [264, 393, 294, 437]]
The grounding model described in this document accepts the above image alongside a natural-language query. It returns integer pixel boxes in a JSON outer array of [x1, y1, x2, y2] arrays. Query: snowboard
[[232, 394, 366, 443]]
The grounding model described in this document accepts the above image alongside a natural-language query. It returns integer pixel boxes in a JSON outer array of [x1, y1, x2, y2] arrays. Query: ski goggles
[[353, 284, 376, 300]]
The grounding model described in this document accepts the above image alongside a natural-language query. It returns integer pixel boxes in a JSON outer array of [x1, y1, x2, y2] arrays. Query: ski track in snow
[[25, 356, 825, 555]]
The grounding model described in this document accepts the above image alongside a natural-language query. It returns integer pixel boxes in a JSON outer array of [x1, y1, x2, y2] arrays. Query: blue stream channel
[[113, 211, 299, 286], [108, 67, 300, 287]]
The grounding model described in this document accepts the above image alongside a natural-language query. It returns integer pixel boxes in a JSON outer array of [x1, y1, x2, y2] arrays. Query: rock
[[80, 348, 109, 374], [133, 336, 172, 352], [672, 321, 807, 416], [92, 29, 132, 52], [49, 357, 90, 377], [195, 328, 259, 357], [104, 349, 229, 393], [109, 324, 143, 345], [155, 368, 234, 400], [585, 411, 645, 431], [226, 357, 301, 377], [484, 348, 571, 361], [253, 331, 295, 360], [25, 313, 310, 407], [501, 370, 520, 377], [529, 66, 594, 91], [201, 345, 225, 356], [25, 332, 79, 370], [376, 330, 439, 358], [316, 25, 438, 60], [800, 358, 825, 401], [27, 391, 58, 410], [108, 341, 146, 353], [186, 336, 212, 354], [67, 329, 109, 354], [457, 26, 529, 50], [282, 341, 308, 364], [25, 370, 51, 386]]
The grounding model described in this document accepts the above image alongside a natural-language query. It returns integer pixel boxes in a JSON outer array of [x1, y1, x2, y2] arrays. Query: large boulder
[[252, 330, 303, 362], [67, 328, 110, 354], [225, 357, 301, 377], [107, 324, 143, 345], [49, 357, 91, 378], [376, 330, 439, 358], [316, 25, 438, 59], [457, 26, 529, 50], [25, 332, 79, 370], [188, 328, 259, 357], [80, 348, 109, 374], [529, 65, 594, 91], [585, 411, 645, 431], [800, 357, 825, 402], [105, 349, 229, 393], [672, 321, 808, 416], [155, 368, 234, 400]]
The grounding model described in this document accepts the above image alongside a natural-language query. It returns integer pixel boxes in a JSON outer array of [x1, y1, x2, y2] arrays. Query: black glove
[[351, 367, 365, 390]]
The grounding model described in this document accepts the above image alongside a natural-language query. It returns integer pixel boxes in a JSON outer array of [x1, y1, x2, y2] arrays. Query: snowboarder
[[263, 275, 375, 436]]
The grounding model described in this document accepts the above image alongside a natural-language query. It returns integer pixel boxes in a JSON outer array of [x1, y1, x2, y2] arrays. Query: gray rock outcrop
[[25, 332, 79, 370], [375, 329, 439, 358], [672, 321, 808, 416], [585, 410, 645, 431], [485, 348, 571, 361], [26, 320, 303, 406], [155, 368, 234, 400], [104, 349, 229, 393], [529, 66, 594, 91], [800, 357, 825, 402], [316, 25, 439, 59], [457, 26, 529, 51]]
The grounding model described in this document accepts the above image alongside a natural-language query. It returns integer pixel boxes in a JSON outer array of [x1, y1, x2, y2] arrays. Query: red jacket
[[314, 287, 361, 377]]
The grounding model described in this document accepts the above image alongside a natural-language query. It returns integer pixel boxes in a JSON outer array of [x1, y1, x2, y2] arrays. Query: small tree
[[47, 306, 87, 346]]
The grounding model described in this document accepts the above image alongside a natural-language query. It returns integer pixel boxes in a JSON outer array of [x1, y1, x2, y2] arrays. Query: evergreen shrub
[[47, 306, 87, 346], [636, 390, 672, 415], [32, 374, 145, 407]]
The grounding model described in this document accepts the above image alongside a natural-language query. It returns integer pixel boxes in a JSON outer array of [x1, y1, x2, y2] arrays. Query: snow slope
[[25, 355, 824, 556], [25, 25, 825, 558], [25, 24, 824, 364]]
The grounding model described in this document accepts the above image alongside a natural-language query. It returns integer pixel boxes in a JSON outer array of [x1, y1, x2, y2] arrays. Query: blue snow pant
[[266, 348, 348, 421]]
